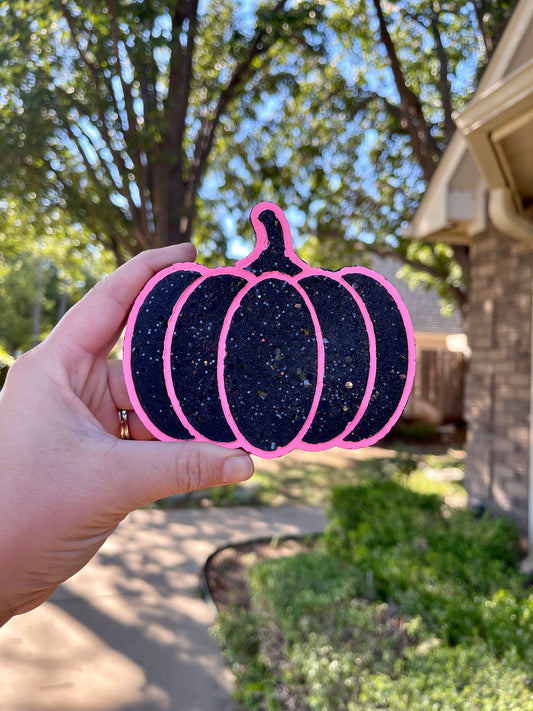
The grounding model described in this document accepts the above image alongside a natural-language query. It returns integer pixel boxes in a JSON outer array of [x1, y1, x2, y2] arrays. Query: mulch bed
[[204, 536, 317, 612]]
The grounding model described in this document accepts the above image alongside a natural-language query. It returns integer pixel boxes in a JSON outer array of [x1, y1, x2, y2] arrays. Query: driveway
[[0, 505, 326, 711]]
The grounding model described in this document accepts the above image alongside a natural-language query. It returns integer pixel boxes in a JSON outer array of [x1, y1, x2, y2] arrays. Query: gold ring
[[118, 409, 131, 440]]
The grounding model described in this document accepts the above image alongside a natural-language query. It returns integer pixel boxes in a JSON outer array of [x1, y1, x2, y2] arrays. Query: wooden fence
[[403, 349, 467, 424]]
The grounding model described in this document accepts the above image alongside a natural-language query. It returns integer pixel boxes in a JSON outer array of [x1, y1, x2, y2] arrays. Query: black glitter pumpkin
[[123, 202, 415, 458]]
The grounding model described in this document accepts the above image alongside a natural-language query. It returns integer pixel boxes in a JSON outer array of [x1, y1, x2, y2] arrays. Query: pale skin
[[0, 244, 254, 626]]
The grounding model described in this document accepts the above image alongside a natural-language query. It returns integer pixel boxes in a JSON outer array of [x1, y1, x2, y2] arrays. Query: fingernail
[[223, 454, 254, 483]]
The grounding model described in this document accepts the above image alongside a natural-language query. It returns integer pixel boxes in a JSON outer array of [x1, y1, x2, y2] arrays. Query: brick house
[[407, 0, 533, 569]]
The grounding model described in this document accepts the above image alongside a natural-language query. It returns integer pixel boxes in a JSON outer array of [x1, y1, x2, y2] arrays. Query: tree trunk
[[151, 160, 195, 246]]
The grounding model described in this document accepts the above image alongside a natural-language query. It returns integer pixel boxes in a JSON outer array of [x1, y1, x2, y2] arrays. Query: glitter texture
[[123, 202, 416, 457]]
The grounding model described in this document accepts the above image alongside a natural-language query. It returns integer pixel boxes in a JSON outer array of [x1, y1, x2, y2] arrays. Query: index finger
[[51, 244, 197, 356]]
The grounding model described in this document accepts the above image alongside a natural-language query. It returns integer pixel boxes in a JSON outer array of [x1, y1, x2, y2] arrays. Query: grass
[[212, 465, 533, 710], [160, 441, 466, 509]]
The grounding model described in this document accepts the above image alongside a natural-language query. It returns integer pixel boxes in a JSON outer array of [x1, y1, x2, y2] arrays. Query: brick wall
[[464, 227, 532, 534]]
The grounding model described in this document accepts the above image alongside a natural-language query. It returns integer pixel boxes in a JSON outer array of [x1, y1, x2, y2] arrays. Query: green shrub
[[323, 480, 523, 646], [213, 478, 532, 710], [324, 479, 442, 557], [389, 419, 440, 442], [359, 643, 533, 710]]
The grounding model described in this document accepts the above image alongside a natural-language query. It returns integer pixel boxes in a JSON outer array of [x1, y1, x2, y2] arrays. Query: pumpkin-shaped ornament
[[123, 202, 416, 458]]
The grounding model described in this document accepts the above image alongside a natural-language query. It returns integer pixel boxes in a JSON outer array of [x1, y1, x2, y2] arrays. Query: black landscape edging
[[199, 533, 321, 616]]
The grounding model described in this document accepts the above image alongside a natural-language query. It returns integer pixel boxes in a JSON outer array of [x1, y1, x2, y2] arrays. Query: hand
[[0, 245, 253, 625]]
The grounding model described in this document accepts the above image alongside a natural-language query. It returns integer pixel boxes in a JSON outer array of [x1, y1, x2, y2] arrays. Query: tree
[[210, 0, 517, 312], [0, 0, 326, 262], [0, 1, 517, 314]]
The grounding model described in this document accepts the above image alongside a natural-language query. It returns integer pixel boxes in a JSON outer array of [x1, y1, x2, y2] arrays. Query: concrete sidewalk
[[0, 505, 326, 711]]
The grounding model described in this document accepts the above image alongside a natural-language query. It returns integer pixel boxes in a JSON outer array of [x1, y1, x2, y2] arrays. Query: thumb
[[105, 439, 254, 511]]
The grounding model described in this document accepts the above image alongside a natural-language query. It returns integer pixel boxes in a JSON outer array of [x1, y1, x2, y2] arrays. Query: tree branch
[[371, 0, 441, 182], [60, 1, 148, 242], [188, 0, 289, 206], [471, 0, 495, 58], [108, 0, 139, 149], [430, 5, 455, 142], [64, 124, 151, 251], [108, 0, 152, 239]]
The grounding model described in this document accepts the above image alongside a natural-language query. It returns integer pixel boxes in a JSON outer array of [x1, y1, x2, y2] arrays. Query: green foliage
[[324, 481, 523, 646], [0, 199, 114, 353], [358, 643, 533, 711], [325, 480, 441, 556], [211, 0, 515, 311], [0, 0, 517, 310], [391, 418, 440, 442], [203, 482, 239, 506], [211, 610, 280, 710], [214, 476, 532, 710], [0, 0, 327, 257]]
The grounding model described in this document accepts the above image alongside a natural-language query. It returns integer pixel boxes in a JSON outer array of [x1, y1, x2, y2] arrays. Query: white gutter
[[489, 186, 533, 572], [488, 187, 533, 243]]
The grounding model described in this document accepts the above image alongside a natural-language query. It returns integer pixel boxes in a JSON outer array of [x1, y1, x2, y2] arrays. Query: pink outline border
[[217, 273, 325, 458], [338, 266, 417, 450], [123, 202, 416, 458], [123, 262, 204, 441]]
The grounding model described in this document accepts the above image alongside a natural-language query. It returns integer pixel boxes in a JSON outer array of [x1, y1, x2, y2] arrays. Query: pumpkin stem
[[246, 208, 303, 276]]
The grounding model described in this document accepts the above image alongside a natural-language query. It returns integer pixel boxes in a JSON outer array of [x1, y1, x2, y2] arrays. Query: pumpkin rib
[[296, 268, 377, 450], [338, 266, 416, 449], [163, 266, 253, 446], [217, 273, 325, 458], [123, 262, 203, 441]]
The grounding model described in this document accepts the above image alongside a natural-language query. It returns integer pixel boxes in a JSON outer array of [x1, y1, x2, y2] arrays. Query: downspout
[[489, 185, 533, 573]]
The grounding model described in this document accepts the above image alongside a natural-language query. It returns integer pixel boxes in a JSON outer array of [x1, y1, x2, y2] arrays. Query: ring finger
[[108, 360, 157, 441]]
